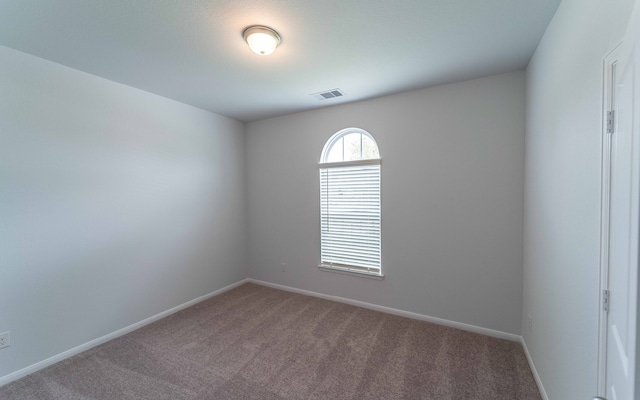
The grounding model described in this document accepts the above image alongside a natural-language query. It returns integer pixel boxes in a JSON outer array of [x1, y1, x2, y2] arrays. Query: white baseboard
[[0, 278, 249, 387], [248, 278, 521, 342], [520, 336, 548, 400]]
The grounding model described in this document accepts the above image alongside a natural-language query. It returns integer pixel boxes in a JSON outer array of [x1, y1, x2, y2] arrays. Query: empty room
[[1, 1, 639, 399]]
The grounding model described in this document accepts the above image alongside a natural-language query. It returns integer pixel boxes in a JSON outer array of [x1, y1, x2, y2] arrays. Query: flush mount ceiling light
[[242, 25, 281, 56]]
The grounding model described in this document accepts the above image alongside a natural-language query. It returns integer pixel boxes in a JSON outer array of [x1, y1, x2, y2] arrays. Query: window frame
[[318, 128, 383, 279]]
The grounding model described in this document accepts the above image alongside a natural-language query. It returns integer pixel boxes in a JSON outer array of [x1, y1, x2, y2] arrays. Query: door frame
[[597, 42, 622, 396]]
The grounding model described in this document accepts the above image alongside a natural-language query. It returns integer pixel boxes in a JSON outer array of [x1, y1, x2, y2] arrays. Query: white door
[[604, 9, 640, 400]]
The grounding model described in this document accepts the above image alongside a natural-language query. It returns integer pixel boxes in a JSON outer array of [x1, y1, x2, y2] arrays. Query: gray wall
[[0, 45, 247, 378], [246, 71, 526, 335], [522, 0, 635, 398]]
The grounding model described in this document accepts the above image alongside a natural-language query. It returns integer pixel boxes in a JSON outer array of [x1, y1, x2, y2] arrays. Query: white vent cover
[[312, 88, 345, 101]]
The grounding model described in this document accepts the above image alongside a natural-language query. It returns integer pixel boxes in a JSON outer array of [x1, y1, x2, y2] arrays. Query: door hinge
[[607, 111, 615, 134], [603, 289, 610, 313]]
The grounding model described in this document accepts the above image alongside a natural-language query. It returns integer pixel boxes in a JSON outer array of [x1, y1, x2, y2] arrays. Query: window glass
[[326, 138, 344, 162], [343, 132, 362, 161], [362, 135, 380, 159]]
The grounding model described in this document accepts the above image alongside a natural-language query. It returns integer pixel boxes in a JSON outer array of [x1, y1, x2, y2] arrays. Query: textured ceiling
[[0, 0, 561, 122]]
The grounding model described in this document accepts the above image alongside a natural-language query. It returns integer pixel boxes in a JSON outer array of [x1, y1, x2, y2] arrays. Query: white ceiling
[[0, 0, 561, 122]]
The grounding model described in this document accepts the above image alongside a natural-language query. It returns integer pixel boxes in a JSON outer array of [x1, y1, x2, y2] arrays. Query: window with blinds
[[319, 128, 382, 277]]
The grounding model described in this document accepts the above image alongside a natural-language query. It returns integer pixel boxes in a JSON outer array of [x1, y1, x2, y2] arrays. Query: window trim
[[319, 128, 382, 279], [319, 158, 381, 169], [318, 264, 385, 280]]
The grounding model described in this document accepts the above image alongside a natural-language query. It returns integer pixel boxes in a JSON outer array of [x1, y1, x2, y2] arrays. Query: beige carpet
[[0, 283, 541, 399]]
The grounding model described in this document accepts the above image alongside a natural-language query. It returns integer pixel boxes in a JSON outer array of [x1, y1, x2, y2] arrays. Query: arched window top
[[320, 128, 380, 164]]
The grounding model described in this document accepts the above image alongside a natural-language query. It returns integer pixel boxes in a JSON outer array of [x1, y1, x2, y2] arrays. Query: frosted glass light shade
[[243, 26, 281, 56]]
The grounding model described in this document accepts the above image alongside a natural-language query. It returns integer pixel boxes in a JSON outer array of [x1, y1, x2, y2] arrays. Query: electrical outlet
[[281, 262, 286, 272], [527, 315, 533, 333], [0, 331, 10, 349]]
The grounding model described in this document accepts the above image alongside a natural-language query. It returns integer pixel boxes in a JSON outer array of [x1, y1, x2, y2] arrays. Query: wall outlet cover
[[0, 331, 10, 349]]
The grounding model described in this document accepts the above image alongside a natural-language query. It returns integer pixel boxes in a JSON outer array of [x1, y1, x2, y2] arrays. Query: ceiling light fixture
[[242, 25, 281, 56]]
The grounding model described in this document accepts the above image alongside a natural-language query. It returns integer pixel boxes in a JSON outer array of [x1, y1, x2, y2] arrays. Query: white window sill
[[318, 265, 384, 280]]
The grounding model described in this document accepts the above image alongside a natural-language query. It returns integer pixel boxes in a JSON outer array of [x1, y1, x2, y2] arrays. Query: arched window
[[319, 128, 382, 277]]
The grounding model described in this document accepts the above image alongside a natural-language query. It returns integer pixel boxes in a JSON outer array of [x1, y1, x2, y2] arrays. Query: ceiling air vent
[[312, 88, 345, 101]]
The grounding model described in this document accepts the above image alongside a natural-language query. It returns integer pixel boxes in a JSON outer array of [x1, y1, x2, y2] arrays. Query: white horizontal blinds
[[320, 161, 381, 272]]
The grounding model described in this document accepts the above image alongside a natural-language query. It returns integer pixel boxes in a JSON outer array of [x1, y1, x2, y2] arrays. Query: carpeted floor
[[0, 283, 541, 399]]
